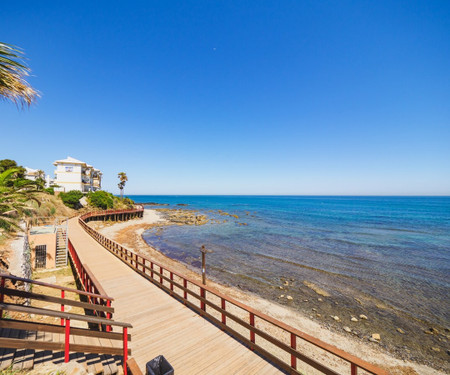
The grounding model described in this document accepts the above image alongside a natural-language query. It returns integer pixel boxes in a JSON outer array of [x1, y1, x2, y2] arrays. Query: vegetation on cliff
[[0, 159, 135, 234]]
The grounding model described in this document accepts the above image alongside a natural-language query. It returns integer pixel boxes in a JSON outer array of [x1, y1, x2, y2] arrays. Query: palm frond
[[0, 42, 39, 108]]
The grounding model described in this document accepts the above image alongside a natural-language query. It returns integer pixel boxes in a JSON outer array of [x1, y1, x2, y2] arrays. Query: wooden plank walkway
[[68, 218, 283, 374]]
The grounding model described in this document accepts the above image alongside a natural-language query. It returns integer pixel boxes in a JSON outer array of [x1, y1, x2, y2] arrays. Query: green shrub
[[88, 191, 114, 210], [44, 187, 55, 195], [60, 190, 84, 209], [122, 197, 134, 205]]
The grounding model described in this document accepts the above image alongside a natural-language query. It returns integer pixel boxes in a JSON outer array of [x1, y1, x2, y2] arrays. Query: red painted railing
[[68, 239, 113, 331], [79, 207, 387, 375], [0, 273, 131, 373]]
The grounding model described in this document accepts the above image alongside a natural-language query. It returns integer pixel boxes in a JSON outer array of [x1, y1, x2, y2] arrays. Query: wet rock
[[344, 326, 352, 333], [359, 314, 368, 320], [351, 317, 358, 322], [397, 328, 405, 334], [303, 281, 330, 297], [372, 333, 381, 341]]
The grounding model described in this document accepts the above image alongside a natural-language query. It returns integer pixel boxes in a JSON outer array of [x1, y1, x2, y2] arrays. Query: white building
[[53, 156, 102, 193], [24, 167, 41, 181], [24, 167, 53, 188]]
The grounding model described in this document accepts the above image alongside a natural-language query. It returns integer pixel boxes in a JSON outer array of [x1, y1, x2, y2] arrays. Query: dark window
[[35, 245, 47, 268]]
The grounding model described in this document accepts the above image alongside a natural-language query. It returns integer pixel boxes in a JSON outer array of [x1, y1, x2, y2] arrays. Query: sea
[[127, 195, 450, 351]]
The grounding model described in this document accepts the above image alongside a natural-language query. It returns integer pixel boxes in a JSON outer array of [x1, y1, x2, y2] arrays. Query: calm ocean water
[[128, 195, 450, 328]]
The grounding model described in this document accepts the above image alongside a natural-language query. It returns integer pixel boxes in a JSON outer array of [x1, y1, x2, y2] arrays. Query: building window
[[35, 245, 47, 268], [65, 166, 73, 172]]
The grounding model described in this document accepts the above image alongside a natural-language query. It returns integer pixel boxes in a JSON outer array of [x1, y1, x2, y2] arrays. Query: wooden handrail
[[0, 273, 113, 301], [0, 287, 114, 314], [0, 319, 131, 341], [0, 302, 131, 327], [0, 268, 132, 374], [79, 207, 387, 375]]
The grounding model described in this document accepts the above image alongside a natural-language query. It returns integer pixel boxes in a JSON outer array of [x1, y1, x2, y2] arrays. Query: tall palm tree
[[0, 42, 39, 108], [117, 172, 128, 199]]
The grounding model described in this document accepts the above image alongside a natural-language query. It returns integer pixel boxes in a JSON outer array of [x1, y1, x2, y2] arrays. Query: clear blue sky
[[2, 1, 449, 195]]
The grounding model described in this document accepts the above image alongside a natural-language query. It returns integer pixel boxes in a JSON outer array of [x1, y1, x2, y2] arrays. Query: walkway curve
[[68, 217, 283, 374]]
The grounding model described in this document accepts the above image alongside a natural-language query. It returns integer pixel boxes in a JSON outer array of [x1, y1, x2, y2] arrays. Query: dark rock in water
[[177, 203, 188, 206], [142, 202, 169, 206]]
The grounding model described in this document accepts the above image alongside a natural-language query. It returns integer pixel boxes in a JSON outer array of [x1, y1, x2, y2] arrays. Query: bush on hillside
[[122, 197, 135, 207], [88, 191, 114, 210], [44, 187, 54, 195], [59, 190, 84, 209]]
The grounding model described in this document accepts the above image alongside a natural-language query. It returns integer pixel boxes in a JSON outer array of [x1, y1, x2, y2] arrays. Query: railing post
[[107, 300, 112, 332], [142, 258, 146, 273], [159, 266, 163, 284], [221, 298, 226, 327], [0, 277, 4, 319], [60, 290, 65, 326], [64, 318, 70, 363], [250, 312, 255, 349], [123, 327, 128, 375], [151, 262, 154, 279], [183, 279, 187, 302], [291, 333, 297, 369], [200, 287, 205, 312], [170, 272, 174, 294], [351, 363, 357, 375]]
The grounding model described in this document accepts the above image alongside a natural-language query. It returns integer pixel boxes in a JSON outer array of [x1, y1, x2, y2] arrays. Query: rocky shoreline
[[92, 207, 449, 374]]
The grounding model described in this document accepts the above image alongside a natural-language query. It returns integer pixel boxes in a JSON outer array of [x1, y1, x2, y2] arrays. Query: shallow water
[[130, 195, 450, 332]]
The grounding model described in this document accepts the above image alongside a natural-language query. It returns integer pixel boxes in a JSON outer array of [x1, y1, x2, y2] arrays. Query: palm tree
[[0, 168, 41, 231], [117, 172, 128, 199], [0, 42, 39, 108]]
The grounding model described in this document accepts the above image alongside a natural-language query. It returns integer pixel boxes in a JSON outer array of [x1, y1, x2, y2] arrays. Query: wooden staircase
[[0, 326, 123, 374], [0, 273, 132, 374], [55, 227, 68, 267]]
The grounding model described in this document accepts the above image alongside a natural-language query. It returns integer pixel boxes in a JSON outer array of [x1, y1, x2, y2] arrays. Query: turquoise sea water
[[128, 195, 450, 330]]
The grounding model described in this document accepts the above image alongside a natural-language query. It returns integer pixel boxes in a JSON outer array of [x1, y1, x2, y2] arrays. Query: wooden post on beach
[[200, 245, 213, 285]]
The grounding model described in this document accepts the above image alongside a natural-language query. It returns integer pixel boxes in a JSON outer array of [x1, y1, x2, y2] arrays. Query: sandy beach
[[89, 209, 446, 375]]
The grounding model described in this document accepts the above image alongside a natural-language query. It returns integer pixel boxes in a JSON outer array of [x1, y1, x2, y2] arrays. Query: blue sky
[[1, 1, 449, 195]]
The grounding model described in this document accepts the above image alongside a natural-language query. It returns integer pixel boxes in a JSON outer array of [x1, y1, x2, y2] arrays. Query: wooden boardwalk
[[68, 217, 283, 374]]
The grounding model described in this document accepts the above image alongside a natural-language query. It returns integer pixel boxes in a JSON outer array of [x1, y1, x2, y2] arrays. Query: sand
[[91, 209, 446, 375]]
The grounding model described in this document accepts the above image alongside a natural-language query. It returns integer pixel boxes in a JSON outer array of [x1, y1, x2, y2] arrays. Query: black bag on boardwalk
[[146, 355, 174, 375]]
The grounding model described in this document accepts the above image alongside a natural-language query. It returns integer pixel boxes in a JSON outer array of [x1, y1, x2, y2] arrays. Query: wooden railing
[[79, 207, 387, 375], [68, 238, 113, 330], [0, 273, 132, 374]]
